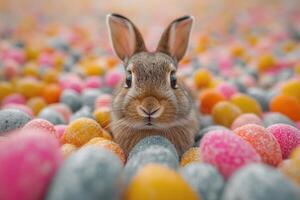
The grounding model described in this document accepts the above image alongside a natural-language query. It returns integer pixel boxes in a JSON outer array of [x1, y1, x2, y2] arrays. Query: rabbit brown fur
[[107, 13, 199, 156]]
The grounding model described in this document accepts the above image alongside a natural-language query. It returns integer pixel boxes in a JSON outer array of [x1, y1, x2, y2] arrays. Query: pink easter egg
[[200, 130, 261, 180], [216, 82, 237, 99], [54, 124, 67, 144], [59, 74, 83, 93], [38, 52, 55, 67], [2, 103, 34, 117], [234, 124, 282, 166], [23, 119, 56, 137], [267, 124, 300, 159], [2, 60, 20, 79], [8, 48, 26, 64], [105, 71, 123, 88], [94, 94, 112, 109], [2, 93, 26, 106], [84, 76, 103, 89], [0, 131, 62, 200], [231, 113, 263, 130]]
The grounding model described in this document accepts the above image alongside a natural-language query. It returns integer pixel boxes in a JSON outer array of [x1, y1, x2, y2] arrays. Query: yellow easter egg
[[180, 147, 202, 167], [125, 164, 199, 200], [27, 97, 47, 115], [64, 118, 103, 146], [257, 54, 275, 72], [212, 101, 242, 127], [93, 107, 111, 129], [281, 80, 300, 102], [194, 69, 212, 89], [230, 93, 262, 116], [0, 82, 13, 100]]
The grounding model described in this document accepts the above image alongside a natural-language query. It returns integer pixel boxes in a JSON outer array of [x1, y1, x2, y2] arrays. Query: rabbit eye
[[170, 71, 177, 89], [125, 71, 132, 88]]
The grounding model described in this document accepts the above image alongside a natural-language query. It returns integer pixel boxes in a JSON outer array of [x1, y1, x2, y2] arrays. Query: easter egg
[[27, 97, 47, 115], [231, 113, 263, 130], [42, 84, 62, 104], [125, 164, 198, 200], [198, 115, 214, 128], [61, 143, 78, 158], [267, 124, 300, 159], [194, 125, 229, 146], [270, 95, 300, 121], [46, 147, 122, 200], [94, 94, 112, 108], [105, 71, 122, 88], [257, 53, 275, 72], [199, 89, 225, 114], [0, 81, 13, 100], [282, 80, 300, 102], [124, 146, 179, 183], [64, 118, 103, 146], [222, 163, 300, 200], [93, 107, 110, 129], [194, 69, 212, 89], [48, 103, 72, 123], [60, 89, 82, 112], [2, 93, 26, 106], [216, 82, 237, 99], [82, 89, 101, 110], [23, 119, 56, 137], [0, 109, 32, 134], [84, 76, 103, 89], [180, 163, 224, 200], [200, 130, 261, 179], [212, 101, 242, 127], [38, 108, 65, 125], [263, 112, 296, 127], [128, 135, 179, 161], [247, 87, 269, 111], [2, 103, 34, 117], [230, 93, 262, 116], [16, 78, 44, 98], [54, 124, 67, 143], [70, 106, 95, 121], [0, 131, 62, 200], [180, 147, 201, 166], [84, 139, 126, 164], [234, 124, 282, 166]]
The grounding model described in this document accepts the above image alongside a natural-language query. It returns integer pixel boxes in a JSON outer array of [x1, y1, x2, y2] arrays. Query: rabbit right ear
[[107, 14, 146, 61]]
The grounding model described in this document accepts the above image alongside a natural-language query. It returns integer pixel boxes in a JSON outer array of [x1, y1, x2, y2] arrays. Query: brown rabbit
[[107, 13, 199, 156]]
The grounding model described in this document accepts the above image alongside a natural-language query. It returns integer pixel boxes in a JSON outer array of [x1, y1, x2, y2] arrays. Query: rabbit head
[[107, 13, 199, 155]]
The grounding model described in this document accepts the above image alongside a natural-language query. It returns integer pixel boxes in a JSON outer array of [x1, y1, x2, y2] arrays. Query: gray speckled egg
[[70, 106, 95, 122], [221, 163, 300, 200], [263, 112, 296, 127], [38, 108, 65, 125], [81, 89, 101, 110], [46, 147, 123, 200], [128, 135, 179, 161], [60, 89, 82, 112], [180, 163, 224, 200], [0, 109, 32, 134], [124, 146, 179, 184]]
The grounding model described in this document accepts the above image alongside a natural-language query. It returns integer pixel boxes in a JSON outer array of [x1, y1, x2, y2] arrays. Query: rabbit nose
[[137, 97, 163, 118]]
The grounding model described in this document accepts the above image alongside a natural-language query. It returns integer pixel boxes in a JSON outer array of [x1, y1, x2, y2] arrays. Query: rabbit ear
[[107, 14, 146, 61], [156, 16, 194, 62]]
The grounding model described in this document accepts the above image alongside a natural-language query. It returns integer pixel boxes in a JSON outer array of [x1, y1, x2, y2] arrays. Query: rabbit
[[106, 13, 199, 157]]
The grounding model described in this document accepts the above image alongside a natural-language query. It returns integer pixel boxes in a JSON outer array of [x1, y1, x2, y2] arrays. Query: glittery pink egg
[[267, 124, 300, 159], [216, 82, 237, 99], [234, 124, 282, 166], [2, 93, 26, 106], [23, 119, 57, 137], [0, 131, 62, 200], [200, 130, 261, 180], [231, 113, 263, 130], [105, 71, 122, 88], [84, 76, 103, 89], [94, 94, 112, 109]]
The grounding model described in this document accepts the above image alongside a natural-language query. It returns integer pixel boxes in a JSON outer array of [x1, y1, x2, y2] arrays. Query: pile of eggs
[[1, 7, 300, 200]]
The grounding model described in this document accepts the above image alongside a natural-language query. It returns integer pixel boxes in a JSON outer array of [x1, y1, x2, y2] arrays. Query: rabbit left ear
[[107, 13, 146, 61], [156, 16, 194, 62]]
